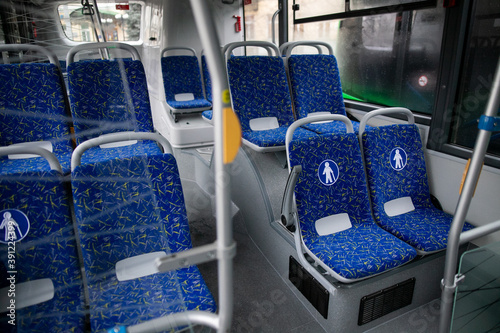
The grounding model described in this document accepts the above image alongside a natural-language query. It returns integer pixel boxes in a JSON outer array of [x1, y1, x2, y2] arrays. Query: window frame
[[428, 0, 500, 168], [292, 0, 437, 25]]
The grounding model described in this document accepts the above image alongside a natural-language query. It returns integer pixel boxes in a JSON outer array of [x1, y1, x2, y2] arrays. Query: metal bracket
[[478, 115, 500, 132], [155, 242, 237, 273]]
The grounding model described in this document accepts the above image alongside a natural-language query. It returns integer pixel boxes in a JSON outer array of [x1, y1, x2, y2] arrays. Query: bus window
[[244, 0, 278, 53], [288, 6, 445, 114], [448, 0, 500, 157], [58, 3, 142, 42]]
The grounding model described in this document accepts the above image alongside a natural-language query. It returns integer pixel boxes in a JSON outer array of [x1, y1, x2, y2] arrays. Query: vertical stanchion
[[439, 57, 500, 333], [189, 1, 241, 332]]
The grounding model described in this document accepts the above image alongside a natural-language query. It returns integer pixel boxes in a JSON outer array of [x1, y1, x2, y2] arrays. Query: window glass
[[58, 3, 141, 42], [289, 7, 444, 114], [293, 0, 343, 21], [294, 0, 432, 21], [448, 0, 500, 156], [244, 0, 278, 54]]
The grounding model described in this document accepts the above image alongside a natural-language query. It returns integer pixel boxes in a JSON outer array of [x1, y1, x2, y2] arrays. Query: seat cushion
[[376, 207, 475, 253], [243, 126, 316, 149], [79, 141, 162, 166], [304, 222, 417, 280]]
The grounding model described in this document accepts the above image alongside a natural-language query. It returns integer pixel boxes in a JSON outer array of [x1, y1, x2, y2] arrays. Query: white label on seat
[[249, 117, 279, 131], [98, 131, 138, 148], [384, 196, 415, 217], [175, 93, 195, 101], [0, 278, 54, 311], [307, 111, 333, 124], [99, 140, 138, 149], [115, 251, 167, 282], [315, 213, 352, 236], [8, 141, 53, 159]]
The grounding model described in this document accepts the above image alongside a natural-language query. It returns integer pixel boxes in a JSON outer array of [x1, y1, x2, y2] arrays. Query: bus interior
[[0, 0, 499, 332]]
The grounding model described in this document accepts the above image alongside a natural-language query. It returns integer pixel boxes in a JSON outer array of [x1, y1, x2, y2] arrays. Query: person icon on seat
[[390, 147, 407, 171], [1, 211, 22, 242], [318, 159, 339, 186], [323, 162, 335, 184]]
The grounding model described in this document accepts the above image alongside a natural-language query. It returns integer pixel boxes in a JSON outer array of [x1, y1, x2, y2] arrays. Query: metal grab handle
[[358, 107, 415, 137], [271, 6, 281, 45], [0, 44, 60, 69], [160, 47, 197, 58], [224, 41, 280, 60], [66, 42, 141, 65], [285, 114, 354, 171], [71, 132, 172, 171], [283, 41, 333, 57], [0, 146, 62, 173]]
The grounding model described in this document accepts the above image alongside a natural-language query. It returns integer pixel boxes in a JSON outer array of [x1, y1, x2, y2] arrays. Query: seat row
[[283, 109, 475, 283], [0, 44, 216, 332], [198, 40, 359, 152], [0, 43, 164, 176]]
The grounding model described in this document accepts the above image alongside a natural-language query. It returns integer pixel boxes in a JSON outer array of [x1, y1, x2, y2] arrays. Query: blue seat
[[284, 116, 416, 282], [161, 47, 211, 121], [71, 152, 216, 331], [67, 42, 162, 166], [226, 41, 317, 152], [285, 41, 362, 134], [0, 45, 73, 175], [201, 54, 214, 122], [360, 108, 475, 254], [0, 157, 86, 332]]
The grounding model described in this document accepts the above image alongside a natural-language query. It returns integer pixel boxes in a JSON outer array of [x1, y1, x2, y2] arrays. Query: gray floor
[[190, 213, 441, 333], [190, 213, 326, 333]]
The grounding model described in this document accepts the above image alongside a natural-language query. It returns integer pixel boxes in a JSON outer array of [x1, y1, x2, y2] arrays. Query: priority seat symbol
[[318, 159, 339, 186]]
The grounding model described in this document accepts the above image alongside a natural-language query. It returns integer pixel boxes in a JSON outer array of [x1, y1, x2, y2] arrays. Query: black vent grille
[[289, 256, 329, 319], [358, 278, 415, 325]]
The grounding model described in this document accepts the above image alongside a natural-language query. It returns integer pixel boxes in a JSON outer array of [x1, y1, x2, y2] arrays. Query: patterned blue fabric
[[302, 120, 361, 135], [243, 126, 316, 148], [228, 56, 318, 149], [227, 56, 295, 132], [0, 63, 73, 174], [289, 133, 416, 280], [362, 124, 474, 253], [0, 171, 85, 332], [161, 56, 212, 110], [201, 55, 212, 103], [72, 154, 216, 331], [202, 110, 213, 121], [287, 54, 365, 134], [80, 141, 162, 166], [288, 55, 346, 119], [68, 59, 155, 145]]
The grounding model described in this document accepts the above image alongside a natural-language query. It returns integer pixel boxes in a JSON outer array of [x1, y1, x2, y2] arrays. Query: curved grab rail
[[66, 42, 141, 65], [285, 114, 354, 171], [224, 41, 280, 60], [358, 107, 415, 137], [126, 311, 220, 332], [0, 146, 62, 174], [160, 46, 197, 58], [71, 132, 173, 171], [283, 40, 333, 58], [0, 44, 61, 69]]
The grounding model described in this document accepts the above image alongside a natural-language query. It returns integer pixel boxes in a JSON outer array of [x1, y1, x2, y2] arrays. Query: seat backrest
[[288, 54, 346, 119], [0, 170, 85, 331], [72, 153, 192, 279], [67, 59, 154, 145], [0, 62, 73, 156], [201, 55, 212, 103], [161, 55, 207, 106], [361, 123, 433, 220], [289, 132, 373, 235], [227, 56, 295, 132]]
